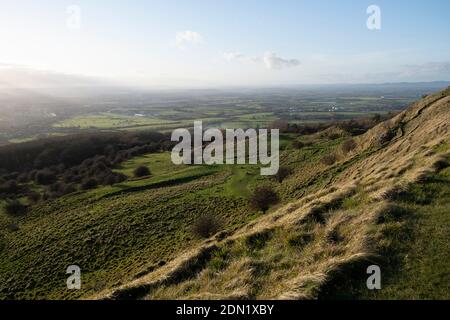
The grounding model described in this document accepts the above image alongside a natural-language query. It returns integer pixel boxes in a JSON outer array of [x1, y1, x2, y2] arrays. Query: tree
[[249, 186, 279, 213], [134, 165, 151, 178]]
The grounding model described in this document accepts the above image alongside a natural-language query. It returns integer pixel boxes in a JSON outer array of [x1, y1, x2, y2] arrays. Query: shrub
[[245, 230, 272, 250], [0, 180, 19, 194], [89, 162, 108, 176], [321, 153, 338, 166], [286, 233, 313, 248], [378, 123, 396, 145], [61, 184, 77, 195], [35, 170, 56, 185], [81, 178, 98, 190], [3, 199, 27, 216], [274, 166, 293, 183], [27, 192, 41, 204], [134, 165, 151, 178], [342, 138, 357, 154], [48, 182, 62, 193], [114, 173, 127, 184], [104, 174, 118, 185], [192, 214, 222, 238], [292, 140, 305, 149], [249, 186, 279, 213], [17, 173, 29, 183]]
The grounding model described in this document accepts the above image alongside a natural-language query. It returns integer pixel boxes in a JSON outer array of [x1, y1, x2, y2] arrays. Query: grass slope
[[320, 166, 450, 299]]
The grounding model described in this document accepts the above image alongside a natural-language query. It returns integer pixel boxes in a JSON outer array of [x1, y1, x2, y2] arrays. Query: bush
[[0, 180, 19, 194], [286, 233, 313, 248], [3, 199, 27, 216], [81, 178, 98, 190], [342, 138, 357, 154], [192, 214, 222, 238], [249, 186, 279, 213], [27, 192, 41, 204], [102, 173, 127, 185], [116, 173, 127, 183], [321, 153, 338, 166], [35, 170, 56, 185], [274, 166, 293, 183], [104, 174, 118, 185], [61, 183, 77, 195], [17, 173, 29, 183], [134, 165, 151, 178], [292, 140, 305, 149]]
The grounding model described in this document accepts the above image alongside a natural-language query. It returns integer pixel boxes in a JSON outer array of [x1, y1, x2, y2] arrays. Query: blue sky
[[0, 0, 449, 87]]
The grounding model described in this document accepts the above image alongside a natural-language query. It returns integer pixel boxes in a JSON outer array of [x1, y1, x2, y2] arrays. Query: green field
[[53, 113, 177, 130]]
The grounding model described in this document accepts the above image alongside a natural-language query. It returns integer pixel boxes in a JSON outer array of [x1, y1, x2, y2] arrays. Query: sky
[[0, 0, 449, 88]]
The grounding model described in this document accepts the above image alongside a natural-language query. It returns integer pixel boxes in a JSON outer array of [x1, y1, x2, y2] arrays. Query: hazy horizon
[[1, 0, 449, 88]]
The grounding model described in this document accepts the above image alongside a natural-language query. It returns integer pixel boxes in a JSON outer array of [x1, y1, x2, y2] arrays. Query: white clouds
[[223, 51, 300, 70], [223, 52, 245, 61], [175, 30, 204, 49], [262, 52, 300, 70]]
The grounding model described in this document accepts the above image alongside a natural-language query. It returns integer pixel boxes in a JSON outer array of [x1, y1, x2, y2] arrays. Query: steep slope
[[95, 88, 450, 300]]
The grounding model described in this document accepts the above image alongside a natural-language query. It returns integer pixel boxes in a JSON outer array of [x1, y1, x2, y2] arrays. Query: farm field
[[3, 83, 433, 145]]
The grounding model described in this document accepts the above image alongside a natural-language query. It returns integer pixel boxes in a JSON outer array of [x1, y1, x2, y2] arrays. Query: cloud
[[0, 63, 106, 89], [262, 52, 300, 70], [175, 30, 203, 49], [223, 52, 246, 61], [223, 51, 300, 70]]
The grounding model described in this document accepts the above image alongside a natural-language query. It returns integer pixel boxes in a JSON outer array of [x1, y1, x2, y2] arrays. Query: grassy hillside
[[320, 165, 450, 299], [0, 133, 342, 299], [1, 88, 449, 300], [95, 88, 449, 300]]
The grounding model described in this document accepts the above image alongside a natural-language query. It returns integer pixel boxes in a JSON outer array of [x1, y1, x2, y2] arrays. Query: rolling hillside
[[0, 88, 449, 300], [95, 87, 450, 300]]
